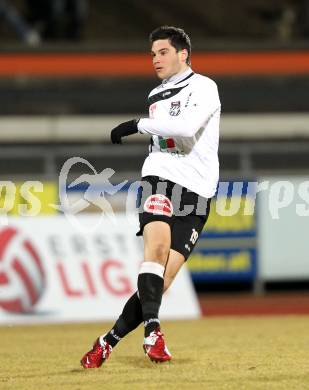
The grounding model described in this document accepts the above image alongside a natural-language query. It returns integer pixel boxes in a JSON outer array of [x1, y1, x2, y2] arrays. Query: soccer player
[[81, 25, 221, 368]]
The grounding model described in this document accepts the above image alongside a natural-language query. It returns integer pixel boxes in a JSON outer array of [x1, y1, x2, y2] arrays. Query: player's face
[[151, 39, 188, 80]]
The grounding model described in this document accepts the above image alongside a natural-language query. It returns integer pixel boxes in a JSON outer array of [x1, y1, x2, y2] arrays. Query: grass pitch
[[1, 316, 309, 390]]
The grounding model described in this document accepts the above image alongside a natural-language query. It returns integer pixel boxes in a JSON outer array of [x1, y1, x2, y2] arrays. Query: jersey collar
[[162, 67, 193, 86]]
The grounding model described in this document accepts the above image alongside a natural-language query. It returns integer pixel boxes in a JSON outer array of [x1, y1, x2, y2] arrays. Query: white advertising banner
[[0, 214, 200, 325], [258, 176, 309, 280]]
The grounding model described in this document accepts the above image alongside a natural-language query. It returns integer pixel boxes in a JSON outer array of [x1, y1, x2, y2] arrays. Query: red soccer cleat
[[80, 335, 112, 368], [143, 328, 172, 363]]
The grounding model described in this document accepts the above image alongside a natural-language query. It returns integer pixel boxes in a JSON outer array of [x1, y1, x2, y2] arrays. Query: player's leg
[[80, 290, 143, 368], [141, 245, 185, 362], [138, 220, 170, 337], [163, 248, 185, 290], [141, 212, 209, 364]]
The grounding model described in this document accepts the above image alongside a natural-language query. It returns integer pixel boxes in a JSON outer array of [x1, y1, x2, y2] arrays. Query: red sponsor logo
[[0, 227, 46, 313], [144, 194, 173, 217]]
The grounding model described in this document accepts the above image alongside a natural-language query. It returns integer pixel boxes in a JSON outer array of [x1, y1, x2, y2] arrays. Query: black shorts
[[136, 175, 211, 260]]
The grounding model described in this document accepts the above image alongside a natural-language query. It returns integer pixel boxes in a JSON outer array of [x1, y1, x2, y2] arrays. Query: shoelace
[[146, 330, 164, 345]]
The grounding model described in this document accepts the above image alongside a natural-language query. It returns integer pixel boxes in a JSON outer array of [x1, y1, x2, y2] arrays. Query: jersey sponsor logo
[[144, 194, 173, 217], [169, 101, 181, 116]]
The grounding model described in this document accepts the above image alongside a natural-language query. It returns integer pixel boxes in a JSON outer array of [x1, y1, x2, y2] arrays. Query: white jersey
[[137, 67, 221, 199]]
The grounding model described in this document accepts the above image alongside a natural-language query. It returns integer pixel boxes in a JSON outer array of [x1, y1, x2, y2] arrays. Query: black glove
[[111, 119, 139, 144]]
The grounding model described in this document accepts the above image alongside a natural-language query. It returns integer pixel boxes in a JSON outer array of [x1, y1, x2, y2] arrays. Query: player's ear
[[180, 49, 188, 63]]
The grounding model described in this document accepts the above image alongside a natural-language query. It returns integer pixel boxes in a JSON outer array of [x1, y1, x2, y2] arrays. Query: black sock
[[137, 272, 164, 337], [104, 291, 143, 348]]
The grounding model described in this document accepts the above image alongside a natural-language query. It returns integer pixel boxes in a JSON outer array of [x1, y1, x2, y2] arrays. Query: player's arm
[[138, 82, 220, 138], [110, 82, 220, 143]]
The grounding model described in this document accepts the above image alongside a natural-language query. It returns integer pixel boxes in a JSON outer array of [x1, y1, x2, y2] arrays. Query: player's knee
[[150, 242, 170, 262], [154, 242, 170, 261]]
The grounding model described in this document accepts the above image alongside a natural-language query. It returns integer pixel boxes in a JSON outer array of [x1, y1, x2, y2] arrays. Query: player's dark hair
[[149, 26, 191, 65]]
